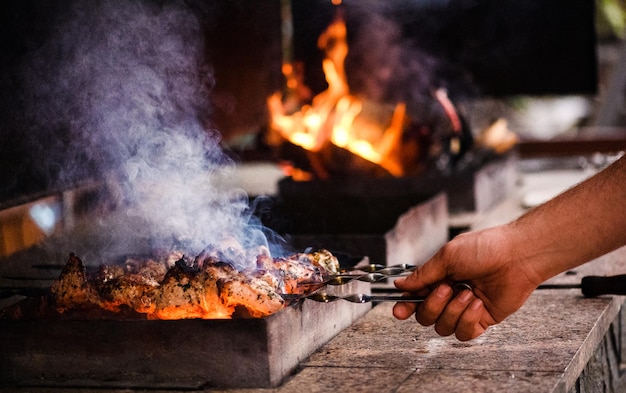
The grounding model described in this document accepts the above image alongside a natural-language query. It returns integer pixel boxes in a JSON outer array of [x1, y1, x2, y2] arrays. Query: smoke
[[345, 11, 431, 105], [342, 2, 475, 120], [12, 0, 279, 267]]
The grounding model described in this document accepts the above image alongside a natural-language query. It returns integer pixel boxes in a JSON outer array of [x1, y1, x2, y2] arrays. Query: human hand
[[392, 225, 542, 341]]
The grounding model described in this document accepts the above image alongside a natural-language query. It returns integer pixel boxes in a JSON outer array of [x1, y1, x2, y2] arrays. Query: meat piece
[[97, 264, 125, 282], [154, 261, 232, 319], [248, 268, 286, 294], [299, 249, 340, 274], [218, 268, 285, 318], [122, 257, 169, 283], [270, 258, 321, 294], [96, 274, 159, 314], [93, 256, 167, 314], [50, 253, 99, 312], [96, 257, 168, 284]]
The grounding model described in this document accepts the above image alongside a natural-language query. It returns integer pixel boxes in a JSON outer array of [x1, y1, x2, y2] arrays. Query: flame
[[268, 15, 410, 177]]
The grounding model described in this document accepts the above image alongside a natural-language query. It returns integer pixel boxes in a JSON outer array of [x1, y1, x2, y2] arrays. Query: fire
[[268, 15, 411, 177]]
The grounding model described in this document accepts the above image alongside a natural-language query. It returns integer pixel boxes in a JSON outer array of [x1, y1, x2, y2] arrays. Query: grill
[[1, 279, 370, 389]]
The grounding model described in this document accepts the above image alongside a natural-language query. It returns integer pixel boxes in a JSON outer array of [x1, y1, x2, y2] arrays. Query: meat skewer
[[46, 248, 339, 319]]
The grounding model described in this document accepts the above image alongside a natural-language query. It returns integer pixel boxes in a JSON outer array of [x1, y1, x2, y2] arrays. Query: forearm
[[505, 155, 626, 283]]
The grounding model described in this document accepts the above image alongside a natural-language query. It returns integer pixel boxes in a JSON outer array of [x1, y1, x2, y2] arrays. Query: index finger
[[394, 254, 449, 293], [392, 259, 448, 320]]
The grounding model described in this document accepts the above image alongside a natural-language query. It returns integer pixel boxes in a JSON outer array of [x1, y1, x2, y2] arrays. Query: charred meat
[[50, 248, 339, 319]]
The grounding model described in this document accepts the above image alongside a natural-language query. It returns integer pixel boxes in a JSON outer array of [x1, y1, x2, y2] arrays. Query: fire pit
[[266, 10, 476, 181], [0, 244, 372, 389], [0, 280, 370, 389]]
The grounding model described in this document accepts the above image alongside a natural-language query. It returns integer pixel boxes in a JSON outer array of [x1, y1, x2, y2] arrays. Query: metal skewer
[[280, 292, 425, 303], [299, 264, 418, 286]]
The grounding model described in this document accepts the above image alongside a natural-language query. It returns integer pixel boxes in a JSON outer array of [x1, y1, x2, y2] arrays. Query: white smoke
[[19, 0, 278, 267]]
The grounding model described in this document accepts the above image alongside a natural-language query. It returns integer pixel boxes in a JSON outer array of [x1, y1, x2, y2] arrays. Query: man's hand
[[392, 226, 540, 341]]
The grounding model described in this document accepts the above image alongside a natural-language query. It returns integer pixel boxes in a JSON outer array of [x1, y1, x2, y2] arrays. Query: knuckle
[[434, 322, 455, 337], [415, 312, 436, 326], [415, 301, 444, 326]]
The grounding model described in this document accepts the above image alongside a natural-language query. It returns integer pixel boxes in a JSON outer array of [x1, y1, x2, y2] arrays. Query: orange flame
[[268, 16, 411, 177]]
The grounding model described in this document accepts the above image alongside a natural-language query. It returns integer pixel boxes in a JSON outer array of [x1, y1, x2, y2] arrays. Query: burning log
[[267, 12, 475, 180]]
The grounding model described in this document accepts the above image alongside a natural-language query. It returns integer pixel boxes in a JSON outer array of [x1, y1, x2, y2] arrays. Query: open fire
[[267, 10, 473, 180]]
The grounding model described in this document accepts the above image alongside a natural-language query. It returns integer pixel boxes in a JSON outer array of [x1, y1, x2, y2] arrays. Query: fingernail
[[459, 289, 473, 303], [393, 277, 406, 287], [470, 298, 482, 310], [436, 284, 452, 298]]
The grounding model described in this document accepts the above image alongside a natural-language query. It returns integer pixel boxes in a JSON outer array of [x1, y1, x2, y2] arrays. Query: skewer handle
[[581, 274, 626, 297]]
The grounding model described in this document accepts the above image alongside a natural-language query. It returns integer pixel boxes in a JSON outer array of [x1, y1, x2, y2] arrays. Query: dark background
[[293, 0, 598, 98]]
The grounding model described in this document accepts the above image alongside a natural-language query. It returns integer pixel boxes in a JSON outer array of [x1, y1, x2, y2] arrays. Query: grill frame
[[0, 279, 370, 389]]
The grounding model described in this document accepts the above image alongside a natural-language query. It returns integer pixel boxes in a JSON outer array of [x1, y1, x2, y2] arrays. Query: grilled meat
[[154, 261, 232, 319], [50, 253, 99, 312], [218, 267, 285, 318], [51, 248, 335, 319], [94, 256, 169, 313], [255, 249, 339, 294], [96, 274, 159, 314]]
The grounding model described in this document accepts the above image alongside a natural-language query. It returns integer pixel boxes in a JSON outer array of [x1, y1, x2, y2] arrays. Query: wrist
[[498, 221, 557, 286]]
